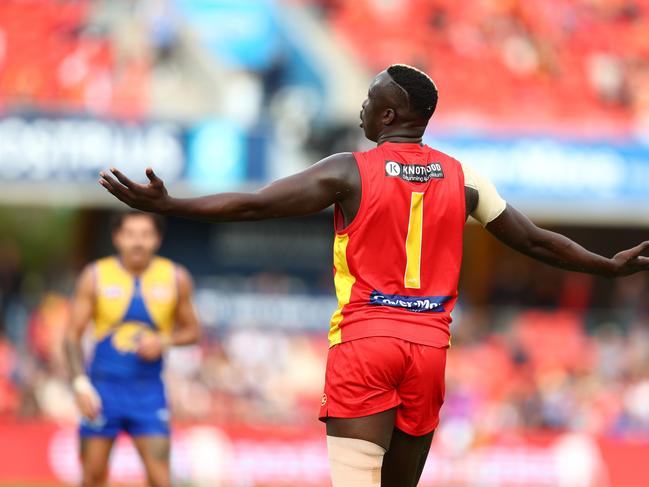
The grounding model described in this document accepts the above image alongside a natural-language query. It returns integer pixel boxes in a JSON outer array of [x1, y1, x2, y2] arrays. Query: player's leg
[[381, 427, 434, 487], [381, 342, 447, 486], [132, 435, 171, 487], [325, 409, 396, 487], [326, 407, 397, 449], [321, 337, 412, 486], [78, 379, 119, 487], [79, 437, 115, 487], [126, 377, 171, 487]]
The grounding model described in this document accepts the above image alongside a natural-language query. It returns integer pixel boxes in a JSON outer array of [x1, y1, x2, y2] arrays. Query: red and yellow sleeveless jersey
[[328, 142, 465, 348]]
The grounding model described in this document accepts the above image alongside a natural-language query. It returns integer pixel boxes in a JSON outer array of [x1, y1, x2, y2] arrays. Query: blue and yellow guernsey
[[90, 256, 178, 380]]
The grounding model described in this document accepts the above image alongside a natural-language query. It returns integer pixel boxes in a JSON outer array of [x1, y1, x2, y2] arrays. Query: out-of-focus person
[[64, 211, 200, 487]]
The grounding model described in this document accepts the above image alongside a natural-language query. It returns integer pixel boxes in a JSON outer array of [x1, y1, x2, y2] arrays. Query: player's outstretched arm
[[99, 153, 357, 222], [486, 204, 649, 277]]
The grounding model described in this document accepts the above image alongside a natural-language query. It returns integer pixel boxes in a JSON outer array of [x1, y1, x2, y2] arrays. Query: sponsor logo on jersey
[[102, 285, 124, 299], [149, 285, 173, 301], [369, 290, 451, 313], [385, 160, 402, 176], [384, 160, 444, 182]]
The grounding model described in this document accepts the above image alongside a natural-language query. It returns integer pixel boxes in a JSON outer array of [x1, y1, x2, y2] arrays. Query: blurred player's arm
[[64, 264, 102, 420], [171, 265, 201, 345], [99, 153, 357, 221], [461, 163, 649, 277], [137, 266, 200, 360]]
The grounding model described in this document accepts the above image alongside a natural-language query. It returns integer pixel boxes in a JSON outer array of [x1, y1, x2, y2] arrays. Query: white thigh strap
[[327, 435, 385, 486]]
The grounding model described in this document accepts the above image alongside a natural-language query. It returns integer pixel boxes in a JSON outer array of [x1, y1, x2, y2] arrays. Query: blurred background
[[2, 0, 649, 486]]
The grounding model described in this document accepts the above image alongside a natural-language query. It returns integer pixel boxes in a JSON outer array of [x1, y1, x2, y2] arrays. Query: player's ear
[[382, 108, 396, 125], [111, 228, 121, 250], [152, 233, 162, 253]]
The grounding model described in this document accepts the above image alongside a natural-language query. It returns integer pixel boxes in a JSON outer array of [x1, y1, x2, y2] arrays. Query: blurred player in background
[[64, 211, 200, 487], [99, 65, 649, 486]]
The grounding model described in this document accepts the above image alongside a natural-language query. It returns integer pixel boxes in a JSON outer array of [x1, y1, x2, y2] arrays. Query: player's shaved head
[[360, 65, 438, 143], [373, 71, 410, 108], [386, 64, 438, 121]]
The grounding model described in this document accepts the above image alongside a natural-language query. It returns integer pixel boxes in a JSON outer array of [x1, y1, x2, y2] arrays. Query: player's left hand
[[137, 333, 170, 361], [99, 167, 170, 213], [611, 240, 649, 276]]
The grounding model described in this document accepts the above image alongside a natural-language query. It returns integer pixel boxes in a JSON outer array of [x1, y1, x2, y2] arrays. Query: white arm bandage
[[72, 375, 102, 410], [461, 163, 507, 226]]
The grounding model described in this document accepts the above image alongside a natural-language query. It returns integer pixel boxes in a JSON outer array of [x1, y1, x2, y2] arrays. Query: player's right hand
[[72, 375, 102, 420], [136, 332, 170, 361], [99, 167, 171, 214], [611, 240, 649, 276]]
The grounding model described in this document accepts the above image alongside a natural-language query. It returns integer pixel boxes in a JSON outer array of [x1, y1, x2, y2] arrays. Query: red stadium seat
[[0, 0, 147, 117], [320, 0, 645, 130]]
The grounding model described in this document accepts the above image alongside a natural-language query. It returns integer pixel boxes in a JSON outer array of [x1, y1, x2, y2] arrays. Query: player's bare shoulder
[[75, 262, 97, 296], [174, 263, 194, 297], [315, 152, 360, 202]]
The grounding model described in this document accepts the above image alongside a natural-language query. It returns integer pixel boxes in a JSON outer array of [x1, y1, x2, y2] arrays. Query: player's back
[[90, 255, 178, 380], [329, 142, 465, 348]]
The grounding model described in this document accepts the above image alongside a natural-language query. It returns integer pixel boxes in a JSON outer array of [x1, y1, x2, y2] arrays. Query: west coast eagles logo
[[112, 321, 155, 353]]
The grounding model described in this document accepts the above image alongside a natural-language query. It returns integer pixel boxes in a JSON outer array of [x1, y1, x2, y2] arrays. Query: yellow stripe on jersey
[[94, 257, 134, 340], [404, 192, 424, 289], [140, 259, 177, 336], [328, 234, 356, 347]]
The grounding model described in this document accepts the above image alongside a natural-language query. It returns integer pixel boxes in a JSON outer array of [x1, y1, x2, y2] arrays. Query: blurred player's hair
[[110, 210, 166, 235], [387, 64, 438, 120]]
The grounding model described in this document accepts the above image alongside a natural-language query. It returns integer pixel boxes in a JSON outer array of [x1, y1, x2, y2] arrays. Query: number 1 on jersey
[[404, 192, 424, 289]]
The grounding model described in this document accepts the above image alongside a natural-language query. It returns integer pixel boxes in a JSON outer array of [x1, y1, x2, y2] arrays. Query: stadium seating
[[0, 0, 148, 117], [310, 0, 649, 130]]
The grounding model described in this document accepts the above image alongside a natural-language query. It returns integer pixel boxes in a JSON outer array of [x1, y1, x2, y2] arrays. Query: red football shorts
[[319, 336, 447, 436]]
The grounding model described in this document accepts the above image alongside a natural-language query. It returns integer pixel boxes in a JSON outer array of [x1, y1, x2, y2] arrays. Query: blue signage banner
[[0, 115, 187, 183], [425, 132, 649, 203], [0, 115, 263, 191]]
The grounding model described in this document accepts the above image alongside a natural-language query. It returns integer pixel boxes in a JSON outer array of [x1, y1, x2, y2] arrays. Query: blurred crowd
[[1, 0, 271, 123], [308, 0, 649, 131], [9, 0, 649, 131], [0, 0, 167, 117], [443, 309, 649, 446], [2, 234, 649, 443]]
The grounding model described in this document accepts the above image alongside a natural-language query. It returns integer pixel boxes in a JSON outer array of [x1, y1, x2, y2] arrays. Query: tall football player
[[99, 65, 649, 486]]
